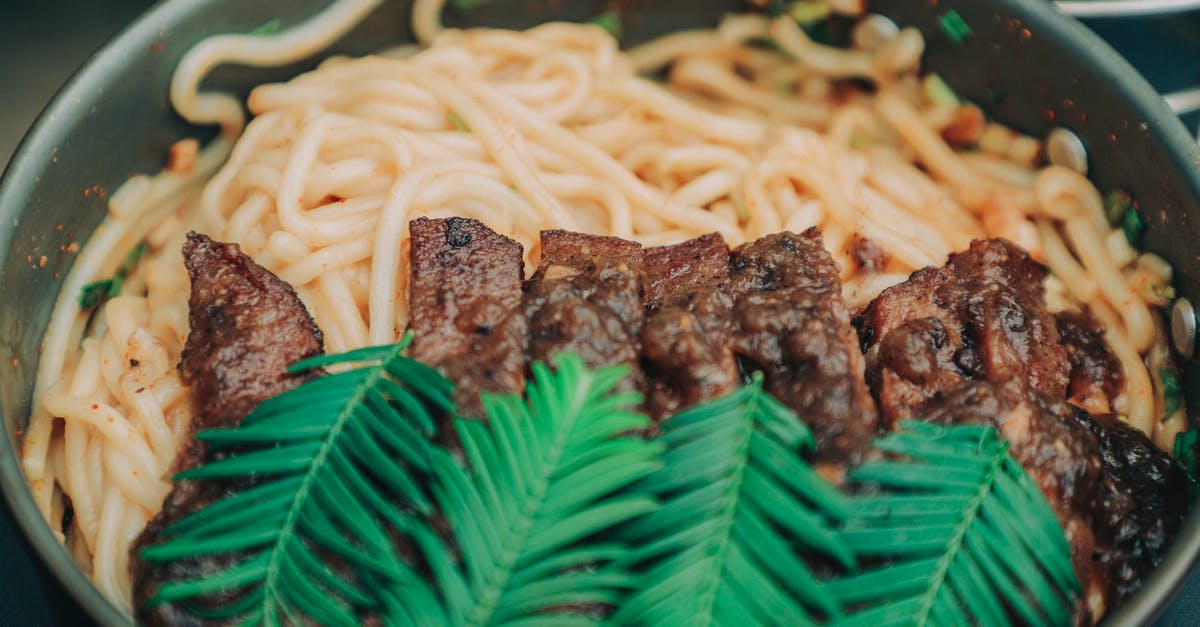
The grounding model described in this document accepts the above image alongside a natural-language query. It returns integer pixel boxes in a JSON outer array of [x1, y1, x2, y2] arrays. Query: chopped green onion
[[446, 111, 470, 132], [588, 10, 622, 38], [1122, 206, 1144, 245], [1161, 366, 1183, 420], [849, 132, 871, 149], [939, 10, 972, 45], [1104, 189, 1133, 226], [249, 18, 283, 37], [922, 73, 960, 108], [79, 279, 117, 309], [78, 241, 148, 345], [789, 0, 831, 27]]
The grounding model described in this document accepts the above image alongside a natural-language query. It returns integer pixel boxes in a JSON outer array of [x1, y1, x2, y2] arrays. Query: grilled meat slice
[[409, 217, 527, 419], [131, 232, 326, 626], [641, 233, 738, 420], [729, 228, 879, 462], [523, 230, 646, 393], [1057, 311, 1124, 416], [857, 238, 1070, 427], [1074, 411, 1189, 609]]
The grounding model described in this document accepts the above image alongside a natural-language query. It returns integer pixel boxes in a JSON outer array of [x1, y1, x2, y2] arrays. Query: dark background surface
[[2, 0, 1200, 624]]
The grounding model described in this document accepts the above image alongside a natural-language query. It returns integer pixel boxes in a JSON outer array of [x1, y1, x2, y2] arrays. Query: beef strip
[[640, 233, 738, 420], [857, 238, 1070, 427], [132, 233, 326, 626], [1073, 412, 1189, 609], [523, 230, 646, 392], [728, 228, 879, 463], [408, 217, 527, 420], [1057, 310, 1124, 416]]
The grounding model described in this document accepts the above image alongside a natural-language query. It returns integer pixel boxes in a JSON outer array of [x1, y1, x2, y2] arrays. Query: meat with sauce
[[523, 230, 646, 393], [131, 232, 326, 627], [1074, 411, 1189, 610], [857, 238, 1070, 427], [1057, 310, 1124, 416], [856, 237, 1185, 623], [408, 217, 527, 420], [729, 229, 879, 463], [641, 233, 738, 420]]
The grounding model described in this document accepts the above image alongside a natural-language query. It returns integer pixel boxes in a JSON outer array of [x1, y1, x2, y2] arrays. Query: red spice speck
[[91, 404, 99, 410]]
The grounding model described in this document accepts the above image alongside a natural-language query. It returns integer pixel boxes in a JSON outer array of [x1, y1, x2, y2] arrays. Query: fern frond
[[393, 353, 664, 626], [141, 333, 452, 625], [610, 373, 852, 626], [829, 421, 1080, 627]]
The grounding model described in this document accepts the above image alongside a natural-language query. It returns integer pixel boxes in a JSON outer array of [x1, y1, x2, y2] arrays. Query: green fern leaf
[[610, 373, 853, 626], [829, 421, 1080, 627], [141, 333, 452, 625], [391, 354, 664, 625]]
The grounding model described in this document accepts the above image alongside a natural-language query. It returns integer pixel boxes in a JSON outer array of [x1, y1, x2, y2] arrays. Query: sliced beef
[[1057, 310, 1124, 416], [523, 230, 646, 392], [641, 233, 738, 420], [408, 217, 527, 419], [132, 232, 326, 626], [1074, 412, 1189, 608], [729, 229, 879, 462], [857, 238, 1070, 427]]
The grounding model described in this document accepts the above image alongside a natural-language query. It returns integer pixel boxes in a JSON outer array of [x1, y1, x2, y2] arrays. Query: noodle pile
[[21, 0, 1185, 610]]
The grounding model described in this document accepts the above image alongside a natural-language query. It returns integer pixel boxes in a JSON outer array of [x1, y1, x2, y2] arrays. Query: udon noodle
[[22, 0, 1185, 610]]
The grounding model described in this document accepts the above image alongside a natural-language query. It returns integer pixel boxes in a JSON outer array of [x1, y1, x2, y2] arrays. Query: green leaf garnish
[[78, 241, 147, 345], [1104, 189, 1133, 226], [923, 73, 961, 108], [588, 10, 622, 38], [830, 421, 1080, 626], [142, 343, 662, 625], [143, 334, 450, 622], [611, 374, 852, 624], [1123, 205, 1145, 245], [249, 18, 283, 37], [939, 10, 972, 45], [788, 0, 831, 27], [1162, 366, 1183, 421]]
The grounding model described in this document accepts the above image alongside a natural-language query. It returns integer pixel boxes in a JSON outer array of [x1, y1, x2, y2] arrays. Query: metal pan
[[1, 0, 1198, 624]]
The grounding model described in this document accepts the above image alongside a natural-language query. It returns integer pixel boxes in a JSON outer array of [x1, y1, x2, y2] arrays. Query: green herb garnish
[[1104, 189, 1133, 226], [1123, 205, 1145, 245], [923, 73, 961, 107], [939, 10, 973, 45], [446, 110, 470, 132], [143, 340, 661, 623], [249, 18, 283, 37], [789, 0, 831, 27], [141, 339, 1080, 625], [78, 241, 147, 344], [830, 421, 1080, 625], [612, 374, 852, 624], [588, 10, 622, 38], [1162, 366, 1183, 420]]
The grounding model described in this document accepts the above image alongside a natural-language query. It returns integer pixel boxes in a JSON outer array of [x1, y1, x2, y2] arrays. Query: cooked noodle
[[22, 0, 1183, 609]]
